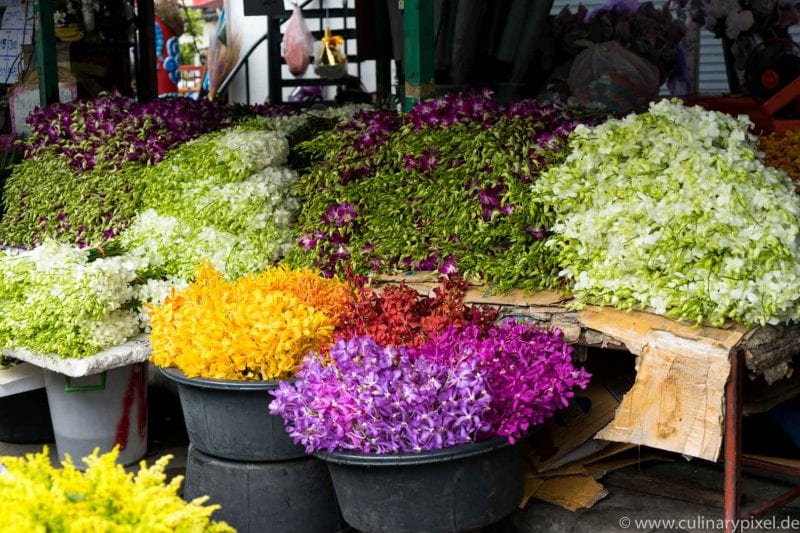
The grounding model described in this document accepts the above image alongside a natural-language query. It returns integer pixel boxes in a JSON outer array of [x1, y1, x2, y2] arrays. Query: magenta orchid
[[271, 320, 590, 454]]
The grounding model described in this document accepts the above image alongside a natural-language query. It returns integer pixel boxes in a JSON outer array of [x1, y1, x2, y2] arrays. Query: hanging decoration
[[314, 27, 347, 79]]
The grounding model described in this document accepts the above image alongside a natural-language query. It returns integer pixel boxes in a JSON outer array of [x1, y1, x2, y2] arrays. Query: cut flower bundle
[[536, 99, 800, 326], [120, 124, 299, 282], [270, 324, 589, 454], [289, 91, 586, 291], [0, 241, 143, 358], [149, 263, 353, 380], [270, 277, 590, 454]]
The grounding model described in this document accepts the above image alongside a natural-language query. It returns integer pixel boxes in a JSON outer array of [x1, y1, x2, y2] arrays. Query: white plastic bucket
[[44, 362, 148, 466]]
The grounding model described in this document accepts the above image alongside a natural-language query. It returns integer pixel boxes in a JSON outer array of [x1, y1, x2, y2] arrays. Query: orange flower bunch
[[761, 131, 800, 190], [149, 262, 353, 380], [248, 264, 354, 322]]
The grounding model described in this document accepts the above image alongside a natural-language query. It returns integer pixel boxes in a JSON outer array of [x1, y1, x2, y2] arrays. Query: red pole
[[724, 349, 743, 533]]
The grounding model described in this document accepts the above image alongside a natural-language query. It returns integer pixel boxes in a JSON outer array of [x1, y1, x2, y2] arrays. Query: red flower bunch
[[335, 275, 498, 349]]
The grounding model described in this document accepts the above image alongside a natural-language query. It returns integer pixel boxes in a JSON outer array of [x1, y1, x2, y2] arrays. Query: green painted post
[[34, 0, 59, 106], [403, 0, 434, 111]]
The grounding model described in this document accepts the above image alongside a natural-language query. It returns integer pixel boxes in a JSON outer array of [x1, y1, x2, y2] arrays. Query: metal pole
[[34, 0, 58, 106], [136, 0, 158, 101], [267, 14, 282, 103], [374, 0, 392, 102], [402, 0, 434, 111]]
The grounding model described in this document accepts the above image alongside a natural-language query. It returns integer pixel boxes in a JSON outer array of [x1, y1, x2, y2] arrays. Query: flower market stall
[[2, 90, 800, 532], [1, 0, 799, 531]]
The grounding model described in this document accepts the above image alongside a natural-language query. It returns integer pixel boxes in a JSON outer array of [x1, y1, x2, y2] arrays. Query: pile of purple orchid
[[270, 319, 590, 454], [24, 94, 228, 171], [289, 90, 586, 291]]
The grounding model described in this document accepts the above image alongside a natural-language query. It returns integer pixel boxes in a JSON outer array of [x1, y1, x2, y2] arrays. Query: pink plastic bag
[[282, 5, 314, 77]]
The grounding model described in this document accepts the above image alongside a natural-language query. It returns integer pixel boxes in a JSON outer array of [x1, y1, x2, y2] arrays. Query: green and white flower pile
[[0, 241, 143, 358], [0, 105, 363, 358], [120, 125, 299, 282], [536, 99, 800, 326]]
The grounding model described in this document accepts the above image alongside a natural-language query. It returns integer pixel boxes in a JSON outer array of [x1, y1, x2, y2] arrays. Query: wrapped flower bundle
[[335, 275, 498, 349], [0, 448, 233, 532], [0, 240, 142, 358], [288, 91, 586, 291], [120, 125, 299, 281], [149, 262, 353, 380], [535, 99, 800, 325]]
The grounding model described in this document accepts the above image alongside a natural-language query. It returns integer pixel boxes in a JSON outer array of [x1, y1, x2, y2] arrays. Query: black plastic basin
[[160, 367, 304, 461], [184, 445, 341, 533], [316, 437, 524, 533]]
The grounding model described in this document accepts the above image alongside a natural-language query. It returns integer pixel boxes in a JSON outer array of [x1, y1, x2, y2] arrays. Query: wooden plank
[[743, 369, 800, 416], [739, 325, 800, 384], [463, 288, 566, 307], [743, 454, 800, 469]]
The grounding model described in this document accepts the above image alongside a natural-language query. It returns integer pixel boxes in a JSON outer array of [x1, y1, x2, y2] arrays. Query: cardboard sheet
[[523, 443, 670, 511], [523, 475, 609, 512], [582, 308, 747, 461], [529, 365, 631, 471]]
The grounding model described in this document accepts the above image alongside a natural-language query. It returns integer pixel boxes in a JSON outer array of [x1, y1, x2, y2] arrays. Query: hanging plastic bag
[[567, 41, 660, 114], [283, 4, 315, 77], [314, 27, 348, 80]]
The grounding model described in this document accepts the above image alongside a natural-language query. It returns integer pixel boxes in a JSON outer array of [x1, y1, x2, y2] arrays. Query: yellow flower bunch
[[150, 262, 346, 380], [0, 447, 233, 533]]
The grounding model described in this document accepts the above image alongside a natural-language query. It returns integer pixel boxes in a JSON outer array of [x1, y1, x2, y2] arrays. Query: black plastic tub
[[0, 388, 54, 444], [160, 367, 304, 461], [184, 445, 341, 533], [316, 437, 523, 533]]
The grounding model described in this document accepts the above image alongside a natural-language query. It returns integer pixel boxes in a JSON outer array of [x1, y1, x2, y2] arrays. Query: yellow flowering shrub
[[150, 262, 344, 380], [0, 447, 233, 533]]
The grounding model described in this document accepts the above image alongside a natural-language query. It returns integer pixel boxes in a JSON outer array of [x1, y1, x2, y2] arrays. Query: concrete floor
[[506, 461, 800, 533], [3, 435, 797, 533]]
